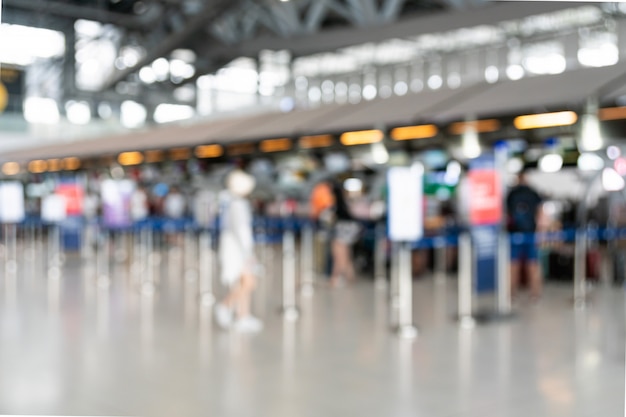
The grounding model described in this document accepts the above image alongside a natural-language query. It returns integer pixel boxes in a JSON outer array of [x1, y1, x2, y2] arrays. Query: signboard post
[[0, 182, 25, 277], [467, 153, 512, 321], [388, 163, 424, 339]]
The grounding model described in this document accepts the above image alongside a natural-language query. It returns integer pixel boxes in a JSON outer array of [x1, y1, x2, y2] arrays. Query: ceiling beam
[[100, 0, 233, 91], [202, 2, 583, 59], [3, 0, 163, 30]]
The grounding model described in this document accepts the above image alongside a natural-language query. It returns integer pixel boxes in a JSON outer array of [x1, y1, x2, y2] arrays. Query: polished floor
[[0, 244, 623, 417]]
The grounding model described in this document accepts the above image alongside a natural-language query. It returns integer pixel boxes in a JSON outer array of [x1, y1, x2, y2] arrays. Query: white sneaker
[[214, 303, 233, 329], [233, 316, 263, 333]]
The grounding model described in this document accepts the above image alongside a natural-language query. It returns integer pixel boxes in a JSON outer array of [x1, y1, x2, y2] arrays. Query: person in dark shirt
[[329, 179, 360, 287], [506, 169, 543, 301]]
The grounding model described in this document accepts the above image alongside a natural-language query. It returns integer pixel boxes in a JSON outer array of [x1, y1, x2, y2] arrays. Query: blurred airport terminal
[[0, 0, 625, 416]]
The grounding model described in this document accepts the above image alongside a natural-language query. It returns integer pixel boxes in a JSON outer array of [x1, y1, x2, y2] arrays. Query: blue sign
[[469, 153, 500, 294], [471, 225, 499, 293]]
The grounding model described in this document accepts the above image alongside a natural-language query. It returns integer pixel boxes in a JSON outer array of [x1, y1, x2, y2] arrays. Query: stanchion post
[[458, 232, 475, 329], [281, 225, 299, 321], [374, 223, 387, 290], [300, 222, 315, 297], [396, 241, 418, 339], [184, 223, 198, 282], [389, 242, 400, 308], [97, 227, 110, 288], [142, 225, 156, 296], [573, 228, 587, 309], [5, 223, 17, 276], [198, 229, 215, 306], [47, 223, 61, 279], [434, 235, 447, 285], [497, 231, 511, 315]]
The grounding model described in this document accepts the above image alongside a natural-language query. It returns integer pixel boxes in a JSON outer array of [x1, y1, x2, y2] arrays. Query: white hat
[[226, 169, 256, 197]]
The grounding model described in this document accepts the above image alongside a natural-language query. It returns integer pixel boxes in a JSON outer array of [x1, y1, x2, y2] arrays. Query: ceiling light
[[195, 145, 223, 158], [449, 119, 500, 135], [299, 135, 334, 149], [139, 67, 157, 84], [538, 154, 563, 173], [62, 157, 81, 170], [260, 138, 292, 153], [2, 162, 20, 176], [577, 153, 604, 171], [506, 64, 524, 81], [579, 113, 602, 152], [340, 130, 384, 146], [153, 103, 194, 124], [118, 152, 144, 166], [461, 129, 481, 159], [66, 100, 91, 125], [514, 111, 577, 130], [391, 124, 438, 141], [120, 100, 147, 128], [24, 97, 60, 124]]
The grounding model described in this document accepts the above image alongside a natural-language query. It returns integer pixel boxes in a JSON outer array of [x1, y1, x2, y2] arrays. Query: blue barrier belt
[[13, 217, 626, 249]]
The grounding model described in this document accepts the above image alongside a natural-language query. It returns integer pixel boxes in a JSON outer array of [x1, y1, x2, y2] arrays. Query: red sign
[[55, 184, 84, 216], [468, 169, 502, 225]]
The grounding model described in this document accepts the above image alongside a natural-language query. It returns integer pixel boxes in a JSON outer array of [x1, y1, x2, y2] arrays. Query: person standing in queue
[[506, 168, 543, 302], [329, 178, 360, 288], [214, 169, 263, 332]]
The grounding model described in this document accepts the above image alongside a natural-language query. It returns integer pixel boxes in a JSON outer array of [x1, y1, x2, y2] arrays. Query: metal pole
[[396, 241, 418, 339], [573, 228, 587, 309], [434, 236, 447, 285], [281, 227, 299, 321], [390, 242, 400, 308], [48, 224, 61, 279], [374, 223, 387, 290], [458, 232, 475, 329], [97, 228, 110, 288], [198, 230, 215, 306], [497, 231, 511, 315], [142, 226, 155, 296], [184, 225, 197, 282], [5, 223, 17, 277], [300, 223, 315, 297]]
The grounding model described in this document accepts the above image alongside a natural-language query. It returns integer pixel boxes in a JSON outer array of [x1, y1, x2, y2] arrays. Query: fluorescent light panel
[[340, 129, 384, 146], [260, 138, 292, 153], [514, 111, 577, 130], [390, 124, 438, 141], [195, 144, 223, 158], [299, 135, 334, 149], [449, 119, 501, 135]]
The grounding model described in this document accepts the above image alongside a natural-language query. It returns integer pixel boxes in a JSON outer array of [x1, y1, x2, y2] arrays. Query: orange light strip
[[299, 135, 334, 149], [340, 129, 384, 146], [118, 151, 144, 166], [28, 159, 48, 173], [449, 119, 501, 135], [260, 138, 292, 153], [2, 162, 20, 176], [390, 124, 438, 141], [47, 159, 62, 172], [195, 144, 224, 158], [599, 106, 626, 121], [144, 150, 165, 163], [169, 148, 191, 161], [228, 143, 255, 156], [62, 157, 81, 170], [514, 111, 577, 130]]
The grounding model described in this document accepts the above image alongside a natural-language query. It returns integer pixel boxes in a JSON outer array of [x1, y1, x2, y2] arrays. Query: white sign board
[[387, 165, 423, 242], [0, 182, 25, 223], [42, 194, 67, 223]]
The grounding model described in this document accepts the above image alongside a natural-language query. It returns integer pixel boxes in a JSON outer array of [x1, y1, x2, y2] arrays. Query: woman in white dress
[[214, 170, 263, 332]]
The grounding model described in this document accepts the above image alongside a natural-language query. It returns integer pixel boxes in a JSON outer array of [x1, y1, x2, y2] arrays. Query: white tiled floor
[[0, 251, 623, 417]]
